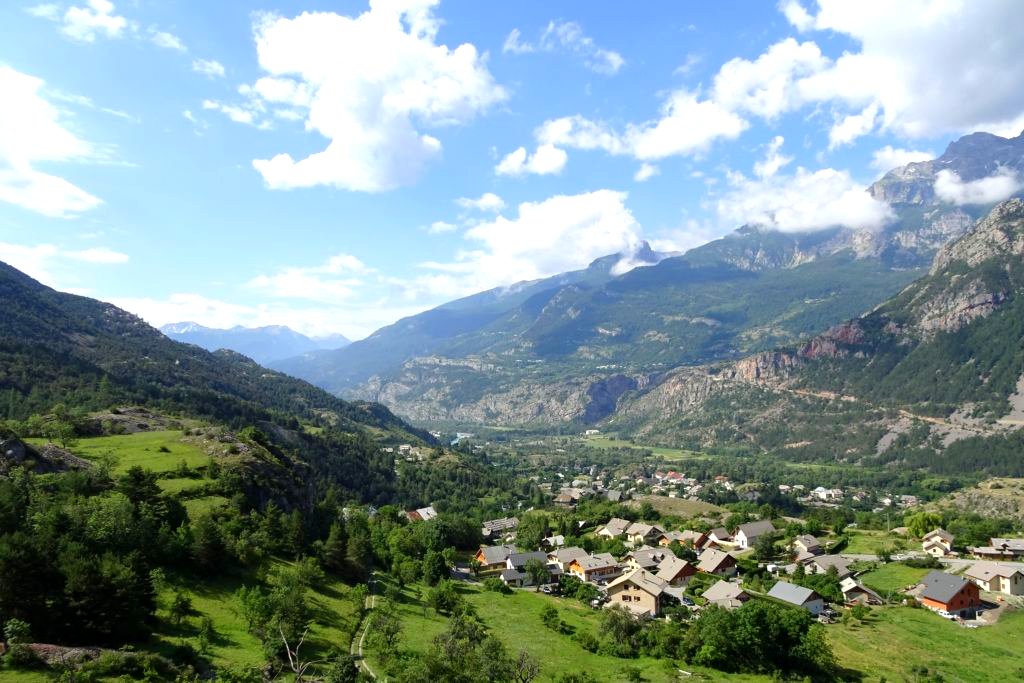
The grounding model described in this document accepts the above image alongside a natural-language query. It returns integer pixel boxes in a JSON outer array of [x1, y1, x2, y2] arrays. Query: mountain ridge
[[160, 321, 350, 365]]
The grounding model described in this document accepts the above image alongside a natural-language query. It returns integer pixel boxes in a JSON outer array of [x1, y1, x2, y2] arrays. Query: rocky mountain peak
[[931, 198, 1024, 274]]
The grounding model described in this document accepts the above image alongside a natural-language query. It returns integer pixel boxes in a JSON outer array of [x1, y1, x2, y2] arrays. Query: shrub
[[483, 577, 511, 594]]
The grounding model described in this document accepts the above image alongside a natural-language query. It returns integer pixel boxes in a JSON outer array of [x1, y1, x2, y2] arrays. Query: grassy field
[[839, 528, 906, 555], [627, 494, 725, 518], [860, 563, 930, 595], [828, 607, 1024, 682], [366, 580, 772, 683], [30, 430, 210, 474], [150, 559, 362, 671], [582, 436, 707, 462]]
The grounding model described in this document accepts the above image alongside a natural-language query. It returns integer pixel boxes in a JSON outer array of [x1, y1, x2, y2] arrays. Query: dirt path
[[350, 578, 378, 680]]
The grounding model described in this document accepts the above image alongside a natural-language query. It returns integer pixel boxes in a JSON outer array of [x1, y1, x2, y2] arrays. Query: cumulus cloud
[[633, 163, 659, 182], [782, 0, 1024, 139], [0, 65, 102, 218], [415, 190, 645, 297], [495, 144, 567, 176], [427, 220, 456, 234], [29, 0, 131, 42], [503, 20, 624, 75], [519, 91, 747, 172], [870, 145, 933, 175], [934, 169, 1022, 206], [0, 241, 126, 286], [150, 29, 185, 51], [192, 58, 225, 78], [207, 2, 505, 193], [712, 37, 827, 119], [456, 192, 505, 212], [247, 253, 373, 303], [753, 135, 792, 179], [716, 165, 894, 233]]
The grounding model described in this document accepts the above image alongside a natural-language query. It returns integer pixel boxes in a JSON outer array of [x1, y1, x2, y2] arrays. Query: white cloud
[[934, 169, 1022, 206], [0, 65, 102, 218], [634, 163, 659, 182], [192, 58, 225, 78], [211, 2, 505, 193], [495, 144, 567, 177], [66, 246, 129, 263], [717, 165, 894, 233], [32, 0, 131, 42], [247, 252, 372, 303], [0, 241, 127, 286], [753, 135, 792, 178], [528, 91, 747, 169], [503, 20, 624, 75], [415, 190, 645, 297], [712, 37, 826, 119], [456, 192, 505, 212], [870, 145, 933, 174], [783, 0, 1024, 138], [427, 220, 456, 234], [150, 29, 185, 51], [828, 102, 879, 148]]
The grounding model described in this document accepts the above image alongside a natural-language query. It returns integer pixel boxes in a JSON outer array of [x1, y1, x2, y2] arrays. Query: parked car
[[681, 597, 695, 606]]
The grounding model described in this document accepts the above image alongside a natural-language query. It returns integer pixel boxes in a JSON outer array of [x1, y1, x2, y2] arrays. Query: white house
[[735, 520, 776, 550]]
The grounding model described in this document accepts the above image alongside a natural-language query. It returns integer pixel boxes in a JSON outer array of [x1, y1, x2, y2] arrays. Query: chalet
[[970, 538, 1024, 560], [735, 520, 776, 550], [596, 517, 631, 539], [473, 544, 516, 572], [605, 490, 623, 503], [964, 562, 1024, 596], [568, 553, 622, 583], [625, 522, 666, 546], [624, 546, 670, 570], [605, 568, 668, 617], [768, 581, 824, 615], [840, 577, 883, 606], [547, 546, 589, 571], [542, 534, 566, 549], [792, 535, 822, 556], [702, 580, 750, 609], [657, 529, 707, 548], [922, 528, 954, 557], [919, 570, 981, 618], [707, 528, 733, 546], [553, 491, 579, 508], [406, 505, 437, 522], [655, 556, 696, 586], [803, 554, 853, 580], [501, 552, 560, 588], [481, 517, 519, 540], [696, 548, 737, 577]]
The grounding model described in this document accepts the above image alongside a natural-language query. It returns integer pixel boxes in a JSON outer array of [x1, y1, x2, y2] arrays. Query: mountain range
[[272, 130, 1024, 428], [160, 322, 349, 365]]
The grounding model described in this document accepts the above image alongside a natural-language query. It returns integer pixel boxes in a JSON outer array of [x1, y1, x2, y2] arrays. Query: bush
[[483, 577, 511, 594], [574, 630, 600, 652]]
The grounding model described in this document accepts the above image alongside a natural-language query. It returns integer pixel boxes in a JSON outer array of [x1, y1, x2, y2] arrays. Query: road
[[350, 576, 379, 680]]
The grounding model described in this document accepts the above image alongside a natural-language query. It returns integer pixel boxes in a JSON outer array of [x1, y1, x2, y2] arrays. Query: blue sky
[[1, 0, 1023, 339]]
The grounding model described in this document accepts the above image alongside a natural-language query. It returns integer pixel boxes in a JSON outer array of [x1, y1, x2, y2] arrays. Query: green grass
[[828, 607, 1024, 682], [31, 430, 210, 474], [157, 477, 209, 494], [183, 495, 231, 518], [860, 563, 929, 595], [627, 494, 724, 518], [367, 580, 771, 683], [152, 559, 362, 671], [837, 529, 891, 554]]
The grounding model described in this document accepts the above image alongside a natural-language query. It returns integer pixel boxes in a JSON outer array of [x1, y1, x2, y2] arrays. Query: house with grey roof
[[547, 546, 589, 571], [919, 570, 980, 617], [965, 561, 1024, 596], [655, 556, 696, 586], [803, 554, 853, 580], [840, 577, 883, 605], [605, 568, 668, 617], [625, 522, 666, 546], [922, 528, 954, 557], [597, 517, 631, 539], [735, 520, 776, 549], [768, 581, 824, 615], [696, 548, 737, 577], [473, 544, 516, 571], [792, 534, 822, 556], [568, 552, 622, 583], [501, 552, 560, 588], [481, 517, 519, 539], [702, 580, 750, 609]]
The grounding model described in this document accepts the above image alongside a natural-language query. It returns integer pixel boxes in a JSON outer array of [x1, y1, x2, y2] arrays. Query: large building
[[605, 568, 668, 617], [964, 562, 1024, 596]]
